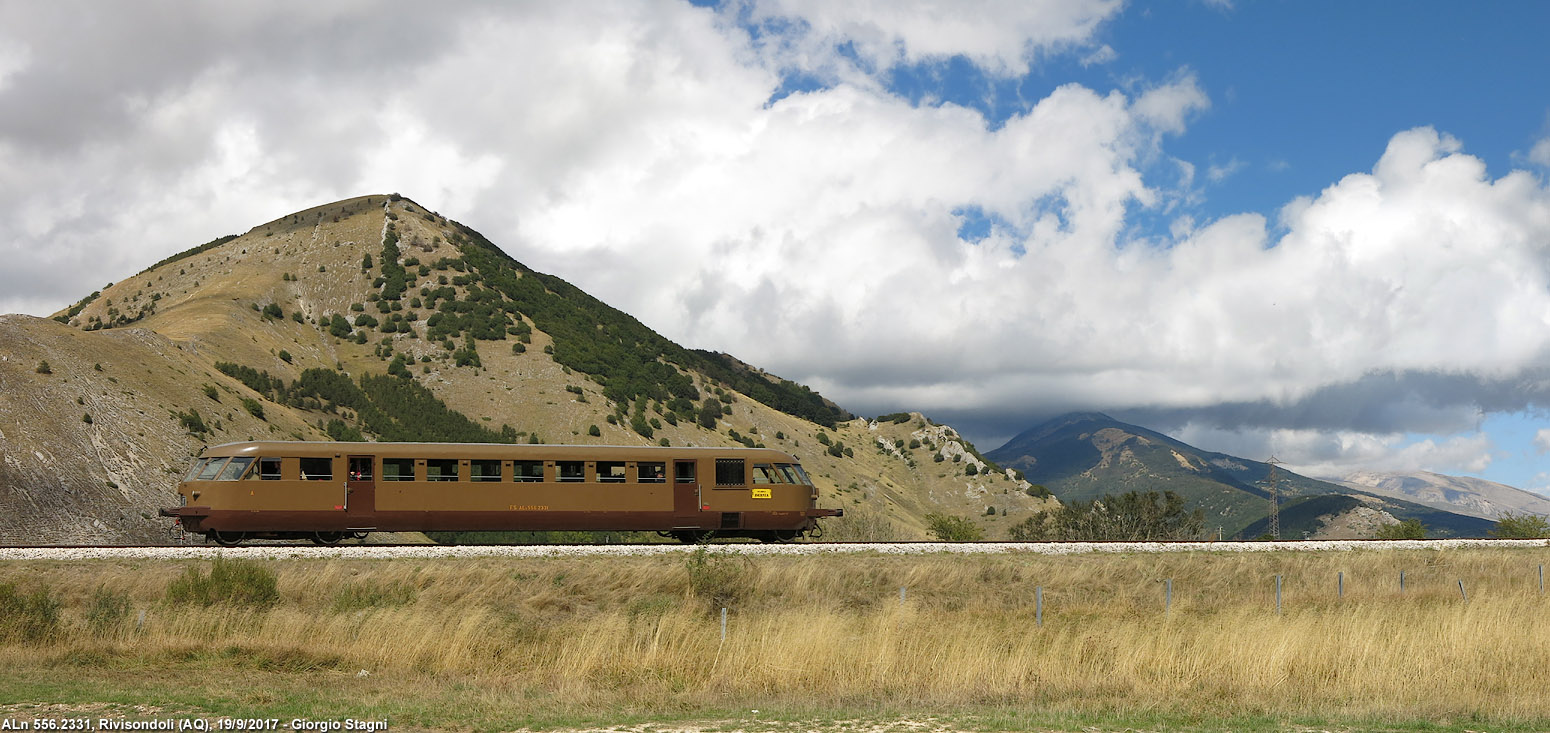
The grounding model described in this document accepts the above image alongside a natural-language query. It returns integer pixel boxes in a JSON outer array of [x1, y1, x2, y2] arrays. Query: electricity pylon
[[1266, 456, 1282, 540]]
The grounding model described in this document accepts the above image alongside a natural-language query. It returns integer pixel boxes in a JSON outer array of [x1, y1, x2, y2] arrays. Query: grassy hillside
[[4, 194, 1034, 542]]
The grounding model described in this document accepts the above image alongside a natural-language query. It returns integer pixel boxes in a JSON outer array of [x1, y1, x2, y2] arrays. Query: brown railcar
[[160, 441, 842, 545]]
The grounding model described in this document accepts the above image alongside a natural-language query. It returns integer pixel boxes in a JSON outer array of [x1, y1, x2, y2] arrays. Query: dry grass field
[[4, 547, 1550, 731]]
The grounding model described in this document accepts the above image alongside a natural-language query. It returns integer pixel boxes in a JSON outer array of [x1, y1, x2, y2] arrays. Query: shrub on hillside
[[924, 513, 983, 542], [176, 408, 208, 436], [241, 397, 266, 421], [1374, 518, 1427, 540]]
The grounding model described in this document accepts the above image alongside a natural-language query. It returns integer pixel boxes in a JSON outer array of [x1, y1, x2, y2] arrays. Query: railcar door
[[673, 460, 701, 522], [345, 455, 376, 522]]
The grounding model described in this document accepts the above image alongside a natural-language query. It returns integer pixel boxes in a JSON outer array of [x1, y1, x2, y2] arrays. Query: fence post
[[1036, 586, 1043, 627], [136, 609, 146, 632], [720, 607, 727, 642], [1338, 571, 1343, 599], [1458, 580, 1468, 603], [1540, 565, 1544, 595], [1165, 579, 1173, 615], [1276, 575, 1283, 615], [1400, 570, 1406, 594], [900, 586, 906, 606]]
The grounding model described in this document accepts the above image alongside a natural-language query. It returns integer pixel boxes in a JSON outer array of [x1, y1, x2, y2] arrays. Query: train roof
[[197, 441, 802, 462]]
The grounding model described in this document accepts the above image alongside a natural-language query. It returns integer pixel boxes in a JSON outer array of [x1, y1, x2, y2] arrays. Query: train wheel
[[209, 530, 245, 547], [311, 532, 346, 546], [758, 530, 799, 544], [672, 530, 708, 544]]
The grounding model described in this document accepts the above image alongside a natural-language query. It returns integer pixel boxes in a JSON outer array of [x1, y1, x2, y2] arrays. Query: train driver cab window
[[256, 457, 282, 480], [218, 456, 254, 481], [299, 457, 332, 481], [183, 459, 208, 482], [470, 459, 502, 482], [513, 461, 544, 482], [751, 464, 783, 484], [426, 459, 459, 482], [556, 461, 585, 482], [638, 462, 667, 483], [715, 458, 745, 487], [776, 463, 805, 485], [597, 461, 627, 483], [382, 458, 415, 481], [675, 462, 696, 484], [196, 458, 228, 481], [792, 463, 813, 486]]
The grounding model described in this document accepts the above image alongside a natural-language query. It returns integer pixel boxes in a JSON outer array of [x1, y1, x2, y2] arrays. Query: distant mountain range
[[1333, 470, 1550, 520], [985, 412, 1500, 538]]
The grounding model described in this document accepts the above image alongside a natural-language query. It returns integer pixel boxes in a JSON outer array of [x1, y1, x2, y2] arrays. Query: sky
[[3, 1, 1550, 490]]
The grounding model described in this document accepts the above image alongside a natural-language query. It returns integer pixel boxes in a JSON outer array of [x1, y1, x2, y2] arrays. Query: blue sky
[[881, 2, 1550, 229], [3, 1, 1550, 490]]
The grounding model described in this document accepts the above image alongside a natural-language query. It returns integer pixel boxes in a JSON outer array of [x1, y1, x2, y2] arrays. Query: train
[[159, 441, 842, 545]]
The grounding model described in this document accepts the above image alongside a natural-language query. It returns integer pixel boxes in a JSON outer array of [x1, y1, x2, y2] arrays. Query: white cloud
[[1531, 136, 1550, 167], [749, 0, 1124, 77], [1080, 44, 1117, 67], [1172, 423, 1494, 479], [1535, 428, 1550, 454], [1206, 157, 1244, 183]]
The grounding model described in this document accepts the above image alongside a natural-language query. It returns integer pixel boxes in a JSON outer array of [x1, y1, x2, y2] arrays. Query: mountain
[[986, 412, 1496, 538], [2, 194, 1046, 543], [1335, 470, 1550, 520]]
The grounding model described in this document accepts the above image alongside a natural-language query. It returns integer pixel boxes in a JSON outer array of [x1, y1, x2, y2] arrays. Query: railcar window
[[715, 458, 745, 486], [183, 459, 208, 482], [217, 456, 254, 481], [556, 461, 585, 482], [597, 461, 627, 483], [382, 458, 415, 481], [513, 460, 544, 482], [675, 462, 696, 484], [471, 459, 502, 482], [791, 463, 812, 486], [196, 458, 228, 481], [299, 457, 333, 481], [751, 464, 783, 484], [348, 457, 374, 481], [638, 462, 667, 483], [426, 459, 459, 482], [257, 457, 281, 480], [776, 464, 803, 485]]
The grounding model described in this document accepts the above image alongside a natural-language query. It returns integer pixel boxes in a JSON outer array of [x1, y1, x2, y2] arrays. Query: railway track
[[2, 538, 1548, 560]]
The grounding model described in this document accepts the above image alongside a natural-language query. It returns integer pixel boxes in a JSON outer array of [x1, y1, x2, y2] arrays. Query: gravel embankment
[[2, 538, 1549, 561]]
